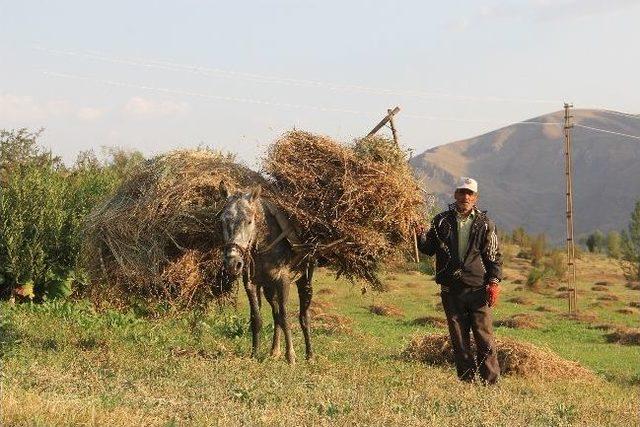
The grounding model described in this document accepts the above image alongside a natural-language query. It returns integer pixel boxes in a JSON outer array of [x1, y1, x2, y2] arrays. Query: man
[[417, 177, 502, 384]]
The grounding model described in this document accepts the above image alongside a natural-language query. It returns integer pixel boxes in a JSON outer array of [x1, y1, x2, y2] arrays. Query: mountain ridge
[[410, 109, 640, 240]]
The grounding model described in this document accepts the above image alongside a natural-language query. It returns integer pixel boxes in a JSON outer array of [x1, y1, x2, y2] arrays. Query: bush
[[0, 129, 126, 300], [530, 234, 547, 266], [544, 251, 567, 279], [526, 267, 551, 289]]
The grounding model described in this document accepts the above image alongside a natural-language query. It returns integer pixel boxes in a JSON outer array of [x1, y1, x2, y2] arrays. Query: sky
[[1, 0, 639, 166]]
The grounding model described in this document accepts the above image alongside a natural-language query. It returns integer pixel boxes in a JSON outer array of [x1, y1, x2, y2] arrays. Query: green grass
[[1, 260, 639, 426]]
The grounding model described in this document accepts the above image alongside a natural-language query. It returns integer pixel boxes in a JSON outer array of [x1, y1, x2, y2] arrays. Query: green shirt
[[457, 209, 476, 260]]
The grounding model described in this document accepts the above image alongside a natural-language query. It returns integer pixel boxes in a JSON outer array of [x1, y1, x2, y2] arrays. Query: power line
[[43, 71, 543, 125], [35, 46, 560, 105], [574, 124, 640, 141]]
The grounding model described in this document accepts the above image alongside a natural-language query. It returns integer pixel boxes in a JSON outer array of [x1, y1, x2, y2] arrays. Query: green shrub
[[526, 267, 551, 289], [544, 250, 568, 279], [0, 129, 126, 300]]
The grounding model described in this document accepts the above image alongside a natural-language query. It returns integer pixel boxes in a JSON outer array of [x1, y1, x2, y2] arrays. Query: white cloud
[[0, 93, 102, 122], [123, 96, 190, 118], [76, 107, 104, 121], [0, 94, 45, 121]]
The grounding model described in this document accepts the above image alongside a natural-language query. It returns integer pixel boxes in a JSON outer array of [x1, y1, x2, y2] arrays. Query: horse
[[218, 181, 314, 364]]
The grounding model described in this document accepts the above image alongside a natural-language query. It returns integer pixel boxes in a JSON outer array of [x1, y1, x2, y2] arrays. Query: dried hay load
[[82, 149, 266, 307], [403, 333, 594, 380], [263, 130, 425, 289]]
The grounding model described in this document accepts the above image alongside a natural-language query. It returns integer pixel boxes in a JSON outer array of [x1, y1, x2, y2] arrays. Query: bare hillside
[[410, 109, 640, 239]]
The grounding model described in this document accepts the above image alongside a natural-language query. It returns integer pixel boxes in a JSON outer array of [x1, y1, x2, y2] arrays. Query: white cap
[[456, 177, 478, 193]]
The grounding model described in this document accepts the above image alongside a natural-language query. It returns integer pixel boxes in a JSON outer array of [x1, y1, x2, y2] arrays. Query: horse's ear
[[249, 185, 261, 202], [219, 180, 230, 199]]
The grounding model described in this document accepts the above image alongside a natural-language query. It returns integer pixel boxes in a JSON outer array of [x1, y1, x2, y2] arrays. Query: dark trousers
[[441, 287, 500, 384]]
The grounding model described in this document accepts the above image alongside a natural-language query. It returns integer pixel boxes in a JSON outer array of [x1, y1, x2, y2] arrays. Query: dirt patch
[[410, 316, 448, 328], [629, 302, 640, 309], [616, 308, 637, 315], [402, 333, 594, 379], [368, 303, 404, 318], [513, 286, 524, 291], [316, 288, 335, 296], [605, 328, 640, 346], [591, 286, 608, 292], [494, 313, 541, 329], [513, 279, 523, 285], [597, 294, 620, 301], [594, 281, 610, 286]]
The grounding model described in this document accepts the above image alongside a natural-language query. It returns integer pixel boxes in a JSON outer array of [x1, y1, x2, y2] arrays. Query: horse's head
[[219, 181, 262, 278]]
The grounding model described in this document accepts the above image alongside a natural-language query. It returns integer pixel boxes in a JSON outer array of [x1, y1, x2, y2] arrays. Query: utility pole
[[564, 103, 578, 313]]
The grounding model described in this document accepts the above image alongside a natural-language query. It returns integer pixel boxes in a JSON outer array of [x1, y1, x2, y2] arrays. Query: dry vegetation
[[82, 149, 265, 307], [263, 131, 425, 289], [403, 333, 594, 380]]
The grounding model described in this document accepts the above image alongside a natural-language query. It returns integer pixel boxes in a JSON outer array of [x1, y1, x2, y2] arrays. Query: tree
[[606, 231, 622, 259], [621, 201, 640, 281], [586, 229, 605, 253], [530, 233, 547, 266], [512, 226, 530, 247]]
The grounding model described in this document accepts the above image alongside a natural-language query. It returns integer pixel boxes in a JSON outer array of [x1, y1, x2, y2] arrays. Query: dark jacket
[[418, 204, 502, 289]]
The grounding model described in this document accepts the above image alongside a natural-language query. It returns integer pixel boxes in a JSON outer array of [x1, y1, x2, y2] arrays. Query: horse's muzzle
[[224, 254, 244, 277]]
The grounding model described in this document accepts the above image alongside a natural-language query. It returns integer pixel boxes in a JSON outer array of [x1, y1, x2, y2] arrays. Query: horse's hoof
[[270, 350, 281, 358], [286, 354, 296, 365]]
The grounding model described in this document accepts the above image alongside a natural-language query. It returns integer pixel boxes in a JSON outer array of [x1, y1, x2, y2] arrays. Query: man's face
[[454, 188, 478, 213]]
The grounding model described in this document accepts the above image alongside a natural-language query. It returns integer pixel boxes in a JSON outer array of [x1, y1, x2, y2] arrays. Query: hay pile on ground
[[82, 149, 266, 308], [605, 328, 640, 345], [402, 333, 594, 379], [368, 303, 404, 318], [263, 131, 425, 289], [494, 313, 541, 329]]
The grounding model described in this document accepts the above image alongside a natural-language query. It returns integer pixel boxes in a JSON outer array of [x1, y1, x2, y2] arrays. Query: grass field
[[1, 252, 639, 426]]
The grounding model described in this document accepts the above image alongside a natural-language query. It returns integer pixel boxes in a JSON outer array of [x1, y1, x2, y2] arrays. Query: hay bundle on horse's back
[[263, 130, 425, 289], [82, 149, 266, 307]]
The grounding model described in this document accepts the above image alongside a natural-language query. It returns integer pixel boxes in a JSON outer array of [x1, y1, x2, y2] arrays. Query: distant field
[[1, 252, 639, 426]]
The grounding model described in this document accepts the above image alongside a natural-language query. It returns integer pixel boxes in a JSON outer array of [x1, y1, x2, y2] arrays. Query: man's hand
[[486, 282, 501, 307]]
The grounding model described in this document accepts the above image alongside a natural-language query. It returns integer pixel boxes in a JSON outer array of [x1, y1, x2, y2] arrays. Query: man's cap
[[456, 177, 478, 193]]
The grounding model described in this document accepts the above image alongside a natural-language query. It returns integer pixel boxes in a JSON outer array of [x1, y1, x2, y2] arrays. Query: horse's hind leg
[[274, 276, 295, 364], [243, 279, 262, 358], [263, 285, 281, 358], [296, 262, 314, 360]]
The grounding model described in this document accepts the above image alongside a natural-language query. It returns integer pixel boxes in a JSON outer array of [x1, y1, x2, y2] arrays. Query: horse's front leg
[[243, 278, 262, 358]]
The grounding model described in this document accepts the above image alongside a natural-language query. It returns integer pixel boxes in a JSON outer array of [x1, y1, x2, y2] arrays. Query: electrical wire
[[574, 124, 640, 141], [35, 46, 560, 105]]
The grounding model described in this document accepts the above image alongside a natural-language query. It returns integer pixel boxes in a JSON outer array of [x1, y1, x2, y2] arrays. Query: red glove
[[486, 282, 501, 307]]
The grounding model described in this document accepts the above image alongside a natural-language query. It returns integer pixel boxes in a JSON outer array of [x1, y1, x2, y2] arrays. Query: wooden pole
[[564, 103, 578, 313], [367, 106, 400, 137]]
